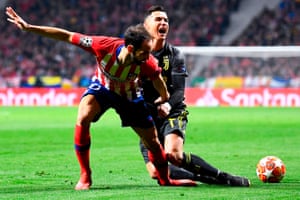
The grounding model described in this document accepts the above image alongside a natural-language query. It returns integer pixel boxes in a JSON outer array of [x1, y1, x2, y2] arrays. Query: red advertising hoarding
[[0, 88, 85, 106], [185, 88, 300, 107], [1, 88, 300, 107]]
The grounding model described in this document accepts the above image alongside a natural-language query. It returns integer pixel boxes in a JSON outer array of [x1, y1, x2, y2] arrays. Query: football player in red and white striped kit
[[6, 6, 196, 190]]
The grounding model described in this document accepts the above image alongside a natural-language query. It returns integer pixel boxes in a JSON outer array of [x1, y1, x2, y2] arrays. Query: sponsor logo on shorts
[[89, 83, 101, 90]]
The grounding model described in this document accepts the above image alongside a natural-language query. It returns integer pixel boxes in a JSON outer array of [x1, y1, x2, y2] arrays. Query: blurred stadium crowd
[[193, 0, 300, 88], [1, 0, 300, 88]]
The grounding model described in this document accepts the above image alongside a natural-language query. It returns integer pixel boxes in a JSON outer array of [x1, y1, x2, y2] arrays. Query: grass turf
[[0, 107, 299, 200]]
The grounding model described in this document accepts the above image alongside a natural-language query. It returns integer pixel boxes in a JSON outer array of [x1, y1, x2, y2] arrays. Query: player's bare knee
[[166, 152, 183, 166], [76, 114, 91, 127]]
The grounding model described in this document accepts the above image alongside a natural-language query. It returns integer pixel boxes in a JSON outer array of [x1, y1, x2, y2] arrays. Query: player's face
[[133, 39, 153, 62], [144, 11, 169, 40]]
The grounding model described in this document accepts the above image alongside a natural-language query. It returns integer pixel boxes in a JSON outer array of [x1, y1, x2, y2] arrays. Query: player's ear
[[127, 44, 134, 53]]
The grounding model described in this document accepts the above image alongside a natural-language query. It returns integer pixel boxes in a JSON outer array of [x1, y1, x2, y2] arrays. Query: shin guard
[[147, 145, 170, 185], [74, 125, 91, 175], [148, 146, 197, 186]]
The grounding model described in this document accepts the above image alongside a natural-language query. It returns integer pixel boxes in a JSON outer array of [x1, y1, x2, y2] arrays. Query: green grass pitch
[[0, 107, 299, 200]]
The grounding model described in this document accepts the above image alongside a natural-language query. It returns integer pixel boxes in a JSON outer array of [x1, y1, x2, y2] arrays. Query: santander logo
[[0, 88, 83, 106], [221, 88, 300, 107], [186, 88, 300, 107]]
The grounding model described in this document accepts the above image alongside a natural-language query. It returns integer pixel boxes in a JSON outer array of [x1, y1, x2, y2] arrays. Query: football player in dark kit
[[139, 5, 251, 187]]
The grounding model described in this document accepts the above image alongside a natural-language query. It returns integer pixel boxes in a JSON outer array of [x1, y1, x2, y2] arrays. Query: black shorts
[[83, 80, 154, 128], [140, 110, 189, 163], [157, 110, 188, 142]]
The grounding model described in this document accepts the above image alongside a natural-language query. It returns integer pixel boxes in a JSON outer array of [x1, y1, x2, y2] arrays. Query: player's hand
[[6, 7, 29, 30], [154, 96, 165, 105], [154, 90, 170, 105], [157, 102, 171, 118]]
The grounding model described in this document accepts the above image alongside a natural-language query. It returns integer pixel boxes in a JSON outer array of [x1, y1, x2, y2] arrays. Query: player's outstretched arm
[[6, 6, 73, 42]]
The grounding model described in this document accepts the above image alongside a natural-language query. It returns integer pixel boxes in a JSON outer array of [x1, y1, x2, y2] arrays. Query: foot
[[158, 178, 197, 186], [169, 179, 197, 186], [75, 181, 91, 190], [218, 172, 251, 187], [75, 172, 92, 190]]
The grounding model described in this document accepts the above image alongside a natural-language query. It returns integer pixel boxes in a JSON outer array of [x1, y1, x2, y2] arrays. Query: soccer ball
[[256, 156, 286, 183]]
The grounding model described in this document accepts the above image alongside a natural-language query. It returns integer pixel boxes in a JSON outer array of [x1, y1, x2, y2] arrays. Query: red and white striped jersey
[[71, 33, 161, 100]]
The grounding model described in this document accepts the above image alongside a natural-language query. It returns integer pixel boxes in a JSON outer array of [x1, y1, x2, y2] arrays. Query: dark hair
[[123, 23, 151, 49], [145, 5, 167, 18]]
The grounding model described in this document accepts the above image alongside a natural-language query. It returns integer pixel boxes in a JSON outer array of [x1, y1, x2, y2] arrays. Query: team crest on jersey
[[163, 56, 169, 71], [79, 37, 93, 47]]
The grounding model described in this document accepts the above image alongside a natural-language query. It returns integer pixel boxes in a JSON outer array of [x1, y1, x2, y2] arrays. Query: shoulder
[[163, 43, 184, 63], [165, 43, 181, 55], [141, 55, 161, 75], [162, 43, 184, 62], [164, 43, 188, 75], [144, 54, 159, 69]]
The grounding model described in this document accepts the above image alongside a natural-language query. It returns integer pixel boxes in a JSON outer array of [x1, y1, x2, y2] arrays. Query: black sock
[[194, 174, 224, 185], [169, 164, 194, 180], [181, 152, 220, 178]]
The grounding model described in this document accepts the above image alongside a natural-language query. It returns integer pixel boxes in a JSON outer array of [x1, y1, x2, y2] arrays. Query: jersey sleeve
[[71, 33, 96, 54], [168, 46, 188, 108], [172, 48, 188, 76], [71, 33, 120, 56]]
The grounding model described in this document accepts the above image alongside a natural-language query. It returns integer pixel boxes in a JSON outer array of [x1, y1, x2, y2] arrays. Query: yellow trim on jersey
[[119, 65, 131, 80], [100, 54, 112, 68], [109, 61, 119, 76]]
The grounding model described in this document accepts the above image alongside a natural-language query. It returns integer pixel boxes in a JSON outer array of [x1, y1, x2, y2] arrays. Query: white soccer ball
[[256, 156, 286, 183]]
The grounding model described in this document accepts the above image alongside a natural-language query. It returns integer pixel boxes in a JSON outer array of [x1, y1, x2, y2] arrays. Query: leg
[[145, 161, 158, 179], [168, 164, 225, 185], [164, 134, 250, 186], [133, 127, 196, 186], [144, 150, 233, 185], [160, 113, 192, 170], [168, 164, 194, 180], [180, 152, 250, 187], [164, 133, 221, 185], [140, 140, 158, 179], [134, 126, 169, 185], [140, 140, 195, 181], [162, 117, 219, 178], [164, 133, 184, 166], [180, 152, 220, 177], [74, 94, 101, 190], [145, 161, 197, 181]]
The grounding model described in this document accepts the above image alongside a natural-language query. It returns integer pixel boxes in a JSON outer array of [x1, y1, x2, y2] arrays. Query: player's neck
[[152, 39, 165, 52]]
